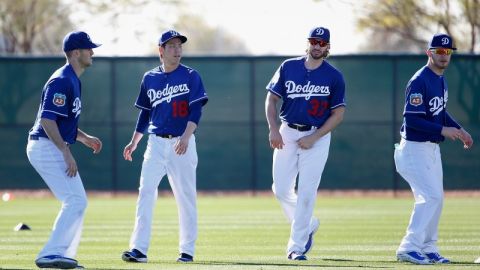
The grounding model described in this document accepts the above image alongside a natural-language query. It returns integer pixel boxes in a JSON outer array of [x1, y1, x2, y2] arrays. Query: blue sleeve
[[188, 102, 202, 125], [330, 73, 346, 109], [266, 64, 284, 98], [135, 76, 152, 111], [403, 78, 426, 115], [41, 77, 71, 119], [445, 112, 461, 129], [405, 114, 443, 135], [188, 70, 208, 106], [135, 109, 149, 133]]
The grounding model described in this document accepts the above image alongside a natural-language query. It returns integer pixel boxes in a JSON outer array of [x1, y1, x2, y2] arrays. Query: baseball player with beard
[[265, 26, 346, 261], [394, 33, 473, 265], [27, 31, 102, 269], [122, 30, 208, 264]]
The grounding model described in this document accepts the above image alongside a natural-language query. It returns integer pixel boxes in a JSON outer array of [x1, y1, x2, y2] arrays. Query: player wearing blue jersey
[[122, 30, 208, 264], [394, 33, 473, 265], [265, 26, 346, 261], [27, 31, 102, 269]]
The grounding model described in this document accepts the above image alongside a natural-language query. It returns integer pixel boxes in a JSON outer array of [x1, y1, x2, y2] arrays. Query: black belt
[[29, 135, 41, 140], [156, 134, 176, 139], [287, 123, 314, 132], [429, 141, 441, 144]]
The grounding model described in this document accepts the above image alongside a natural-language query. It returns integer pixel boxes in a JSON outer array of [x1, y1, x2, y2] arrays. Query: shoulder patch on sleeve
[[409, 93, 423, 106], [53, 93, 66, 107]]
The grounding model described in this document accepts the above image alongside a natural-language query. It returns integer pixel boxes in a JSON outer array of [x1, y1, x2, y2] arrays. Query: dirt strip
[[2, 189, 480, 199]]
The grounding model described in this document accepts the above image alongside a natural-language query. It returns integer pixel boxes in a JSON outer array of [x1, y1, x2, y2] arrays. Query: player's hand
[[62, 147, 78, 177], [459, 129, 473, 149], [84, 136, 102, 154], [297, 135, 316, 150], [123, 142, 137, 161], [174, 136, 189, 155], [441, 127, 462, 141], [269, 129, 284, 149]]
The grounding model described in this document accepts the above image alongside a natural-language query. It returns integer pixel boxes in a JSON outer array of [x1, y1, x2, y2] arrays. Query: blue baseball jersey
[[29, 64, 82, 144], [400, 66, 449, 142], [135, 64, 208, 136], [266, 56, 346, 127]]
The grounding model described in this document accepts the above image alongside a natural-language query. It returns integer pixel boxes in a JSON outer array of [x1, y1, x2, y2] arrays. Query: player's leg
[[395, 141, 443, 255], [27, 138, 87, 262], [422, 149, 446, 261], [272, 123, 301, 222], [167, 135, 198, 259], [287, 132, 330, 255], [129, 135, 166, 255]]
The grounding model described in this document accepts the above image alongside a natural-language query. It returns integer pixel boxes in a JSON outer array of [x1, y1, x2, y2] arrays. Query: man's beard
[[310, 50, 328, 60]]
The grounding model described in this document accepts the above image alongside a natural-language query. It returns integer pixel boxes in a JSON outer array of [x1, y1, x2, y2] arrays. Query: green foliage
[[1, 195, 479, 269]]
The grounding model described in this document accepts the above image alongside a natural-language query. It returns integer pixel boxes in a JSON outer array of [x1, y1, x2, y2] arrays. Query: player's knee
[[272, 185, 292, 200], [64, 195, 88, 211], [425, 192, 443, 204]]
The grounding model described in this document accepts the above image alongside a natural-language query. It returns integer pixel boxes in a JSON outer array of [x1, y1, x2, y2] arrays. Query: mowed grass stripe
[[1, 195, 479, 269]]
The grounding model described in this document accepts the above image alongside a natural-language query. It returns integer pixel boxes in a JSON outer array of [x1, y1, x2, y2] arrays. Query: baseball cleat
[[288, 251, 307, 261], [474, 257, 480, 263], [397, 251, 432, 265], [303, 218, 320, 255], [425, 252, 450, 264], [35, 255, 78, 269], [122, 248, 147, 263], [176, 253, 194, 262]]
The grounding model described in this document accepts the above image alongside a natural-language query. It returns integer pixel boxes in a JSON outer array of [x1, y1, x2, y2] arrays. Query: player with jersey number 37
[[121, 30, 208, 264], [394, 33, 473, 265], [265, 26, 346, 261]]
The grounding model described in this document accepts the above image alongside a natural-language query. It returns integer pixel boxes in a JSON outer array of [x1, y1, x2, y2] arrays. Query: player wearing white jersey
[[122, 30, 208, 264], [27, 31, 102, 269], [265, 26, 346, 261]]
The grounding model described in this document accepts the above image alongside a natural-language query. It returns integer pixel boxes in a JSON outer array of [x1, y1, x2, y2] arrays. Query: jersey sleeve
[[134, 75, 152, 111], [330, 73, 346, 109], [403, 78, 426, 115], [188, 70, 208, 106], [40, 77, 71, 120], [445, 112, 461, 129], [266, 64, 284, 98]]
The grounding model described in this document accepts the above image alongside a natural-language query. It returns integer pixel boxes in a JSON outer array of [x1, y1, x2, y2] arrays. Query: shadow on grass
[[194, 260, 393, 268]]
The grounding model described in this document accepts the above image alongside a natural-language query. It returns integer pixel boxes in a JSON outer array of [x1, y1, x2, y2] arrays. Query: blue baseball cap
[[308, 27, 330, 43], [429, 33, 457, 50], [63, 31, 101, 52], [158, 30, 187, 46]]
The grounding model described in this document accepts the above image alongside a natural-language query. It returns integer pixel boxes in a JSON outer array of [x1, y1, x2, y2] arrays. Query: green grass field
[[1, 194, 479, 269]]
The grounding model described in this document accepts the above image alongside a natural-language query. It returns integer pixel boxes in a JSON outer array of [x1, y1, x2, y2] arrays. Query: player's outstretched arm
[[265, 92, 284, 149], [124, 131, 144, 161], [77, 128, 102, 154]]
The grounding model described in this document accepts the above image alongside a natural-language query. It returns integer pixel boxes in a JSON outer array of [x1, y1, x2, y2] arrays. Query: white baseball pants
[[129, 134, 198, 256], [394, 139, 443, 254], [26, 137, 87, 259], [272, 123, 330, 254]]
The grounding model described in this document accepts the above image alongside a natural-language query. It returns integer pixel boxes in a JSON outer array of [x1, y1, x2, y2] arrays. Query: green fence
[[0, 55, 479, 191]]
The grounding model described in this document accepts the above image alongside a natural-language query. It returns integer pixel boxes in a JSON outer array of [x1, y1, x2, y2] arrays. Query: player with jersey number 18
[[394, 33, 473, 265], [121, 30, 208, 264], [265, 26, 346, 261]]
